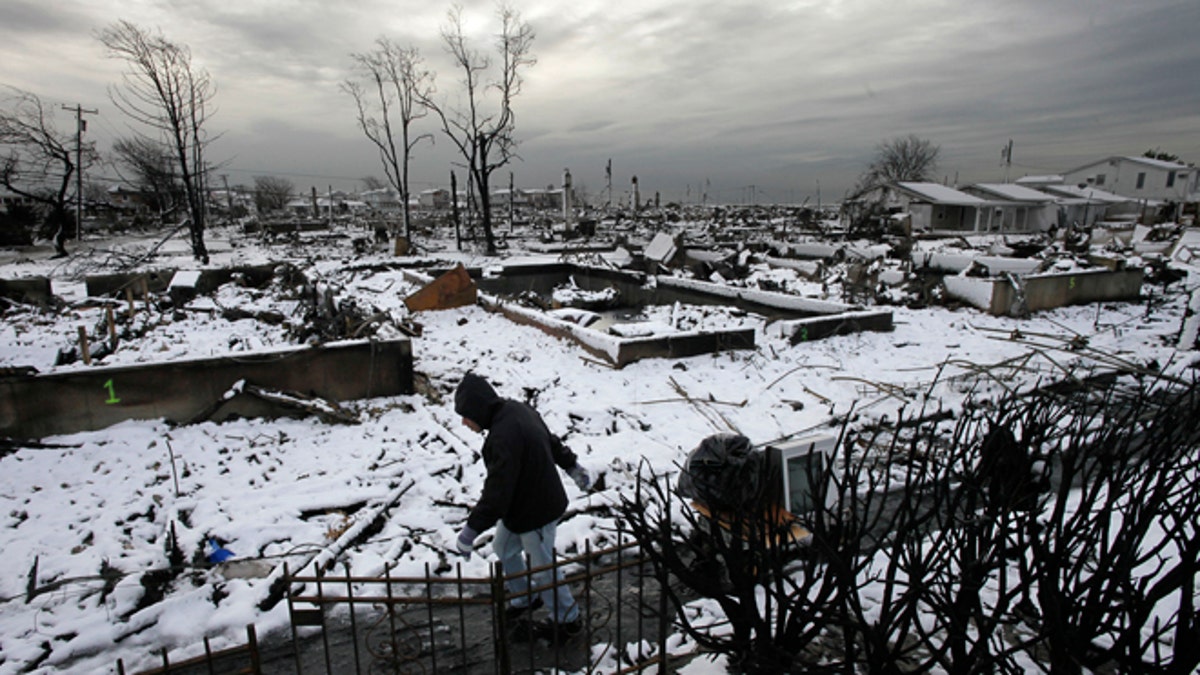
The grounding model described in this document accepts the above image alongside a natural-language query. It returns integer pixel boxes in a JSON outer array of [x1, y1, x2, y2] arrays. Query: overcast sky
[[3, 0, 1198, 205]]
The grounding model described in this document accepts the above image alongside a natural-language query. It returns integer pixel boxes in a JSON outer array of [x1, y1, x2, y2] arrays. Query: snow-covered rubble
[[0, 223, 1196, 673]]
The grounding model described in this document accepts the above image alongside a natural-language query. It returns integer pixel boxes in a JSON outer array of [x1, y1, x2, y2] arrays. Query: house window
[[1095, 173, 1106, 186], [1167, 171, 1176, 188], [1137, 172, 1146, 189]]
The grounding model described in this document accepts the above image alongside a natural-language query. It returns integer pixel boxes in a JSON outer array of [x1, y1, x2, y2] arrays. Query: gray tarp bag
[[677, 433, 765, 512]]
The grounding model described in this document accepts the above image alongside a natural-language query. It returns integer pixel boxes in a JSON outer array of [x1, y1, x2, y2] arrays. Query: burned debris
[[0, 188, 1197, 674]]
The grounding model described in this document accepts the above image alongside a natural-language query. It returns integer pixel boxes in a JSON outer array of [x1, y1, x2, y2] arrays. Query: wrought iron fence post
[[584, 539, 593, 674], [492, 560, 511, 674], [616, 524, 624, 663], [342, 562, 361, 674], [385, 564, 399, 675], [659, 473, 670, 673], [315, 565, 332, 675], [425, 562, 438, 673], [285, 562, 303, 675], [456, 562, 468, 671]]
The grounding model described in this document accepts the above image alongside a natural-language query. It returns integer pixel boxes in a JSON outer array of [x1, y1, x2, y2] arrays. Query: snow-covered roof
[[1015, 175, 1064, 186], [1063, 155, 1190, 176], [895, 182, 987, 205], [1120, 156, 1190, 171], [1036, 184, 1131, 203], [968, 183, 1057, 203]]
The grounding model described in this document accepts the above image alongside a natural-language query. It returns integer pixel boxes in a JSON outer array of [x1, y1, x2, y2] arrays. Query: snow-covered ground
[[0, 224, 1195, 673]]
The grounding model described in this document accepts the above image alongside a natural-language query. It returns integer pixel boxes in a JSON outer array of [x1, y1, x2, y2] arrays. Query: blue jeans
[[493, 520, 579, 623]]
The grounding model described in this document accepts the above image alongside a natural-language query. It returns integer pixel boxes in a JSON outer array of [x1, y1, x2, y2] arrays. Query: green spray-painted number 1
[[103, 379, 120, 404]]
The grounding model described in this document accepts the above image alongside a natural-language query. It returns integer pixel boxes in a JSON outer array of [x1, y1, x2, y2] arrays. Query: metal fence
[[121, 531, 673, 674]]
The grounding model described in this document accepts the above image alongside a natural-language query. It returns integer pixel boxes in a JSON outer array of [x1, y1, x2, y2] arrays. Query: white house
[[284, 196, 369, 218], [889, 182, 991, 232], [490, 188, 532, 209], [360, 188, 403, 213], [0, 190, 34, 214], [418, 188, 450, 209], [962, 183, 1058, 232], [1061, 156, 1197, 204], [1035, 183, 1132, 228]]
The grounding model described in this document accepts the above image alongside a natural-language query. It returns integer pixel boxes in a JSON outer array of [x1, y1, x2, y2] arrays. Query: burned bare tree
[[98, 20, 217, 263], [844, 134, 940, 237], [343, 37, 434, 245], [111, 135, 182, 222], [0, 87, 99, 255], [420, 3, 535, 255], [857, 134, 940, 192], [620, 367, 1200, 673], [252, 175, 294, 215]]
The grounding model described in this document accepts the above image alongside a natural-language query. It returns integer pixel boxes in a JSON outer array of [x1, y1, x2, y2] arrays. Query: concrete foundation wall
[[463, 262, 892, 366], [1002, 268, 1144, 313], [0, 339, 413, 439], [86, 264, 282, 298], [779, 310, 895, 344], [85, 270, 177, 297], [0, 277, 53, 305], [613, 329, 755, 367], [471, 263, 850, 321], [946, 268, 1145, 316]]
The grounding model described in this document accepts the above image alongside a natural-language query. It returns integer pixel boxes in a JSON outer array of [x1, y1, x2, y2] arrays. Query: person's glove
[[568, 464, 591, 492], [456, 525, 477, 560]]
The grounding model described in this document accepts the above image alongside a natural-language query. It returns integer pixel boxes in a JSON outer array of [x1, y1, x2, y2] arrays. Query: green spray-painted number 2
[[103, 379, 120, 404], [800, 326, 809, 341]]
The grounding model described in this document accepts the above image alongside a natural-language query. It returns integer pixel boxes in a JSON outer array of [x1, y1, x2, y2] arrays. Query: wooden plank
[[403, 264, 477, 312], [690, 500, 812, 547]]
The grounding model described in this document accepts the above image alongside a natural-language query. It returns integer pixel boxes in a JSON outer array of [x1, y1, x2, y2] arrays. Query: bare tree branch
[[418, 2, 535, 254], [0, 86, 98, 254], [857, 134, 941, 193], [98, 20, 217, 263], [343, 37, 434, 243]]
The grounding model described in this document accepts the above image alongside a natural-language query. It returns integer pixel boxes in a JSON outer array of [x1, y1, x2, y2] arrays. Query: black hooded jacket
[[455, 373, 579, 534]]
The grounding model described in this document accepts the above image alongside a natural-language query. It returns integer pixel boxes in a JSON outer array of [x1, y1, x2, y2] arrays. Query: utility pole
[[451, 171, 461, 249], [221, 174, 234, 217], [743, 185, 756, 205], [562, 168, 574, 233], [605, 159, 612, 211], [62, 104, 97, 241]]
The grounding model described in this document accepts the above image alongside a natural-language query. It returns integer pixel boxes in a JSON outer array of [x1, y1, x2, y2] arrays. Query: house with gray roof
[[889, 182, 994, 233], [1061, 156, 1197, 204], [962, 183, 1058, 232]]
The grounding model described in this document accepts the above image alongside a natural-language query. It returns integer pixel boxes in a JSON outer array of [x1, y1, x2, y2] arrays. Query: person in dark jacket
[[454, 372, 591, 636]]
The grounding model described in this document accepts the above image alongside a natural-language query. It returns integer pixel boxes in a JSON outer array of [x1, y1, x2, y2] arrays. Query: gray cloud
[[2, 0, 1196, 202]]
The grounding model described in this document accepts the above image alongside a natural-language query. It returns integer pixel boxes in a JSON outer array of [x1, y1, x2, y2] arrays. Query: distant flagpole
[[1002, 139, 1014, 182]]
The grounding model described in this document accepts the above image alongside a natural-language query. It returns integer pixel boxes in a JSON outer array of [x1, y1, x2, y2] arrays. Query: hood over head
[[455, 372, 501, 429]]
